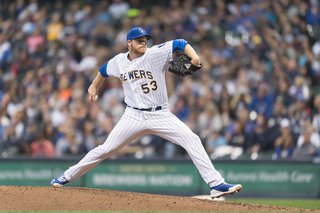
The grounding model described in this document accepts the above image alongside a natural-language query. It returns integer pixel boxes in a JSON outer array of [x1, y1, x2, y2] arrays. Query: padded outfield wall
[[0, 158, 319, 198]]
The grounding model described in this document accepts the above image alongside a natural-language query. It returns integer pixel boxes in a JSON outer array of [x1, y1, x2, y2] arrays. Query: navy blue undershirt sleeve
[[172, 39, 188, 52], [99, 62, 109, 78]]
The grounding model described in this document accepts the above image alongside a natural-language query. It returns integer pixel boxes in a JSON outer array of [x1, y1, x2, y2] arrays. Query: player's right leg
[[148, 110, 242, 198], [51, 108, 147, 187]]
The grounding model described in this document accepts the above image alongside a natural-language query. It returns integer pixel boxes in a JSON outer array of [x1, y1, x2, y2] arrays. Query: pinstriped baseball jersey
[[104, 41, 173, 108]]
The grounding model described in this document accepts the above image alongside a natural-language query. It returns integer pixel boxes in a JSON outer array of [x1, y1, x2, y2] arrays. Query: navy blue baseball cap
[[127, 27, 152, 40]]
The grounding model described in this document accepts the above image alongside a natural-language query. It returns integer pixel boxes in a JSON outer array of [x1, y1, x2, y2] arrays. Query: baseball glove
[[168, 54, 202, 77]]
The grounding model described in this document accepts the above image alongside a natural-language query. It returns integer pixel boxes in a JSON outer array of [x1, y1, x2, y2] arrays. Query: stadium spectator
[[293, 120, 320, 159], [248, 82, 274, 118], [312, 94, 320, 132], [30, 131, 55, 158], [273, 118, 295, 159], [243, 114, 274, 159]]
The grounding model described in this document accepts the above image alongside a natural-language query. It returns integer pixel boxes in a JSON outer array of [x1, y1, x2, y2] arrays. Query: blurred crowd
[[0, 0, 320, 160]]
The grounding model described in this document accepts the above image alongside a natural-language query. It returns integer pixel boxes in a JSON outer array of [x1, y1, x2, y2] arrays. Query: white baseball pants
[[64, 107, 224, 186]]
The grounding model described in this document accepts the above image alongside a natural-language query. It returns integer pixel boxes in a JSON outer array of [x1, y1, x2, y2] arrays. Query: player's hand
[[88, 84, 99, 102]]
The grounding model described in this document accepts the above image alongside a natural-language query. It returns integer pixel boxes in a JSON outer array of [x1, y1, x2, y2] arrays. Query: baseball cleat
[[210, 183, 242, 198], [50, 176, 69, 187]]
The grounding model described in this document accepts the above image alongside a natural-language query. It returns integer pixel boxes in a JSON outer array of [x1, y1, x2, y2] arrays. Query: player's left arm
[[172, 39, 201, 67], [184, 44, 201, 67]]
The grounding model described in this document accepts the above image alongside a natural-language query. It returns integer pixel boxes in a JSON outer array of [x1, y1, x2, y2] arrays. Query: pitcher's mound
[[0, 186, 309, 212]]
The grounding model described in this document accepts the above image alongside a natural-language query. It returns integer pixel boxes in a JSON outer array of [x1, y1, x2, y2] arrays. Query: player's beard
[[130, 44, 147, 57]]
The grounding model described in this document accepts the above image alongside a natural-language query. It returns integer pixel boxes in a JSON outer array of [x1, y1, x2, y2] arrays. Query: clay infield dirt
[[0, 186, 316, 212]]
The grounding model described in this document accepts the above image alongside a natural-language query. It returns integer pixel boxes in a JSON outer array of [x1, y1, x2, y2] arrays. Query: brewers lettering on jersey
[[51, 27, 242, 198]]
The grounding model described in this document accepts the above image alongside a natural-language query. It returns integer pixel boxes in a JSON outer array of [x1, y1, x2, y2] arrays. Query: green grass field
[[228, 198, 320, 210]]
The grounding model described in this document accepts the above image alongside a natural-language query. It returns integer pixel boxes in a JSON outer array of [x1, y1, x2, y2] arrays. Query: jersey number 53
[[141, 81, 158, 93]]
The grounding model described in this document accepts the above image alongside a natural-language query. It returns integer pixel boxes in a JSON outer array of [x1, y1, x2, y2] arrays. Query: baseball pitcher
[[51, 27, 242, 198]]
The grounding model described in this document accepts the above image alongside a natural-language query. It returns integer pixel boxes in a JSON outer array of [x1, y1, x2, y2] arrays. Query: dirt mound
[[0, 186, 312, 212]]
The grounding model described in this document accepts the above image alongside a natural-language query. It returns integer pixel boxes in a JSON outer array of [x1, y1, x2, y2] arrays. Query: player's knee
[[100, 143, 117, 153], [189, 133, 201, 144], [92, 145, 107, 156], [181, 133, 203, 150]]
